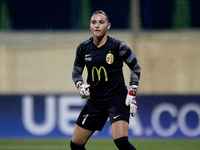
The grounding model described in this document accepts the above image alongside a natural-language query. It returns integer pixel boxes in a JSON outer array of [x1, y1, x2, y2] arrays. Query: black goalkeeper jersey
[[72, 36, 141, 103]]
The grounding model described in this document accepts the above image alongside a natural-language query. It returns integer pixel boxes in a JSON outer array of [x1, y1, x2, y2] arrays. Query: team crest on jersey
[[106, 53, 114, 64]]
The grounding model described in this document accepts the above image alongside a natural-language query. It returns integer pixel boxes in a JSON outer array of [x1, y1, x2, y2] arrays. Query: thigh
[[72, 124, 94, 145], [111, 120, 129, 140]]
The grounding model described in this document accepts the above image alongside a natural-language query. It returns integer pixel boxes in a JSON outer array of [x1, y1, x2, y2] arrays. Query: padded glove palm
[[78, 84, 90, 99]]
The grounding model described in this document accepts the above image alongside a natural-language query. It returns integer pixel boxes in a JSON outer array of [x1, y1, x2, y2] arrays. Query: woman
[[71, 10, 141, 150]]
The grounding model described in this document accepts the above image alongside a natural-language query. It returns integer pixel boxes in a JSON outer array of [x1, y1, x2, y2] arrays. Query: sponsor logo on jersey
[[85, 54, 92, 61], [92, 66, 108, 81], [106, 53, 114, 64]]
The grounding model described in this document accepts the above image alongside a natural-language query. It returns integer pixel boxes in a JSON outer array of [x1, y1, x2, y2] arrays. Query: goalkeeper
[[71, 10, 141, 150]]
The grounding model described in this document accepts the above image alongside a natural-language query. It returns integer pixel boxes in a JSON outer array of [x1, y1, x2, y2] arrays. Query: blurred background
[[0, 0, 200, 94], [0, 0, 200, 143]]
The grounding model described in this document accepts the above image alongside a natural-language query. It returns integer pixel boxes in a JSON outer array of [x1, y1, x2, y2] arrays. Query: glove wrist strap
[[129, 85, 137, 96], [129, 85, 138, 90], [76, 81, 84, 89]]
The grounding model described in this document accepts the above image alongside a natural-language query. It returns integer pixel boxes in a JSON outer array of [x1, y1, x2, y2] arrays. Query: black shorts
[[76, 92, 130, 131]]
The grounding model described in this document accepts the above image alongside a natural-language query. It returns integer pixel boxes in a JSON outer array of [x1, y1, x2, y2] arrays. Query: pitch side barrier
[[0, 95, 200, 138]]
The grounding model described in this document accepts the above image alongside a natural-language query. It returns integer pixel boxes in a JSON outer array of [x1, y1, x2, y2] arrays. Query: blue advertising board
[[0, 95, 200, 138]]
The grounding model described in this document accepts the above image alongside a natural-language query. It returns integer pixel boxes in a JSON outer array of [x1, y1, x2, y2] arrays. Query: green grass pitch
[[0, 139, 199, 150]]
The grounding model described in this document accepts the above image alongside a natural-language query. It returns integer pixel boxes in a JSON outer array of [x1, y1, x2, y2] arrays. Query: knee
[[114, 137, 136, 150], [70, 141, 86, 150]]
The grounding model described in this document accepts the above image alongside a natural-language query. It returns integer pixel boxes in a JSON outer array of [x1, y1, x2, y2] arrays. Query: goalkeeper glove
[[125, 85, 137, 117], [76, 81, 90, 99]]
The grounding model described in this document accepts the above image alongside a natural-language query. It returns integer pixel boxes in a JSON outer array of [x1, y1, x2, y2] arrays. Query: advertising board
[[0, 95, 200, 138]]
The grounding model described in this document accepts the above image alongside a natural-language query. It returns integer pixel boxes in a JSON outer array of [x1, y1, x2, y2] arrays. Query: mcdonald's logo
[[92, 66, 108, 81]]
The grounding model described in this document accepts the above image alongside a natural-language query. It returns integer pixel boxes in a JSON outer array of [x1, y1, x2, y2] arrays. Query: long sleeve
[[72, 45, 85, 88], [119, 42, 141, 87]]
